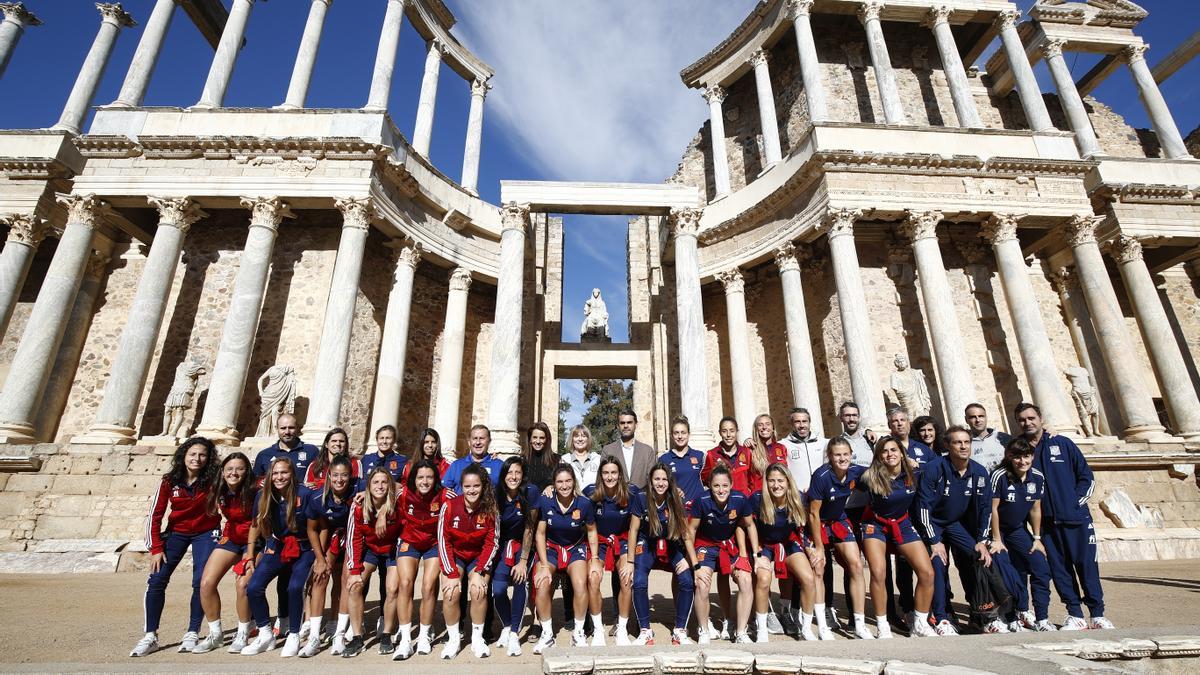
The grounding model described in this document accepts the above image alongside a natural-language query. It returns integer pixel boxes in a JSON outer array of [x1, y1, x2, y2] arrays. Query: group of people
[[130, 399, 1113, 660]]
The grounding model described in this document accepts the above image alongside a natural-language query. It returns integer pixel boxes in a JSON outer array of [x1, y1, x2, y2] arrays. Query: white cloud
[[453, 0, 758, 182]]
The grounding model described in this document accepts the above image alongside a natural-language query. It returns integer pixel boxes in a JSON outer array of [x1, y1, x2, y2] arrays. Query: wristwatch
[[692, 563, 702, 571]]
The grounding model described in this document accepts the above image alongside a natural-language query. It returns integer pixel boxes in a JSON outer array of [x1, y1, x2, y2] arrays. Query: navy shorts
[[364, 548, 396, 569], [860, 517, 922, 546], [396, 541, 439, 561]]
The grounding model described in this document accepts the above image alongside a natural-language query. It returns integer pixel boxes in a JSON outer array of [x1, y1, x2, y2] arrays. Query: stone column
[[902, 210, 976, 421], [1042, 39, 1101, 158], [1109, 235, 1200, 438], [368, 241, 421, 439], [304, 198, 373, 441], [112, 0, 176, 107], [0, 215, 49, 340], [1122, 44, 1189, 160], [279, 0, 332, 110], [194, 197, 292, 443], [775, 242, 823, 438], [486, 203, 530, 456], [0, 2, 40, 80], [703, 85, 732, 198], [1063, 215, 1163, 438], [982, 214, 1077, 434], [194, 0, 256, 109], [858, 1, 906, 125], [364, 0, 406, 111], [822, 208, 885, 430], [718, 268, 757, 435], [1051, 265, 1120, 435], [460, 78, 489, 194], [411, 38, 445, 157], [671, 207, 714, 447], [925, 6, 981, 128], [53, 4, 136, 134], [749, 48, 783, 168], [785, 0, 828, 122], [75, 198, 204, 444], [0, 195, 105, 443], [433, 267, 472, 457], [994, 9, 1052, 132]]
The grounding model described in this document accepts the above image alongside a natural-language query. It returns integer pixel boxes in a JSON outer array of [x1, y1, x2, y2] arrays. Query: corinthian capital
[[1121, 43, 1149, 65], [1107, 234, 1143, 264], [1042, 38, 1067, 60], [901, 210, 943, 243], [96, 3, 136, 28], [703, 84, 726, 105], [670, 207, 703, 238], [822, 208, 862, 239], [500, 201, 531, 233], [1063, 214, 1102, 248], [394, 240, 423, 274], [57, 194, 107, 230], [449, 266, 473, 293], [924, 5, 952, 28], [982, 213, 1022, 245], [471, 77, 491, 98], [5, 214, 48, 247], [240, 196, 293, 232], [858, 1, 884, 24], [429, 38, 447, 57], [749, 48, 770, 68], [717, 268, 745, 295], [0, 3, 42, 26], [774, 241, 801, 273], [148, 196, 206, 233], [785, 0, 815, 20], [335, 197, 375, 231], [994, 8, 1020, 32]]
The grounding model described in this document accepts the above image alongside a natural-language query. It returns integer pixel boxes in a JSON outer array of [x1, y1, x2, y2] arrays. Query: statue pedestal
[[581, 332, 611, 344]]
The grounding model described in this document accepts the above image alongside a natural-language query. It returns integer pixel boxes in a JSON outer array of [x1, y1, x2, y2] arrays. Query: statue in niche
[[580, 288, 611, 343], [890, 353, 931, 417], [256, 364, 297, 437], [1066, 365, 1100, 437], [159, 361, 207, 439]]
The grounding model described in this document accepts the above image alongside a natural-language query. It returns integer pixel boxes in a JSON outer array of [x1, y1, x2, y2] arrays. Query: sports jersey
[[346, 497, 403, 574], [990, 467, 1046, 532], [806, 464, 866, 521], [658, 448, 706, 504], [972, 428, 1013, 473], [633, 490, 672, 541], [397, 486, 448, 551], [304, 457, 361, 491], [145, 477, 221, 555], [251, 487, 312, 542], [860, 473, 917, 520], [780, 434, 827, 494], [400, 456, 450, 482], [442, 454, 504, 493], [916, 456, 992, 544], [217, 490, 253, 546], [252, 440, 317, 478], [906, 439, 937, 475], [303, 488, 352, 532], [498, 483, 542, 542], [748, 491, 804, 545], [584, 484, 639, 537], [689, 491, 750, 545], [538, 494, 596, 547], [702, 444, 753, 495], [359, 451, 407, 491], [436, 494, 499, 577]]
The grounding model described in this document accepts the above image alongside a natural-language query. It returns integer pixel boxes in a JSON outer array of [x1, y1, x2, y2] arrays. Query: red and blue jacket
[[145, 477, 221, 555], [437, 494, 499, 577], [347, 497, 403, 574]]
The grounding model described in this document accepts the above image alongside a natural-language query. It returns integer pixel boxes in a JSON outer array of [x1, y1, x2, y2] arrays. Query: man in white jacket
[[779, 407, 827, 494]]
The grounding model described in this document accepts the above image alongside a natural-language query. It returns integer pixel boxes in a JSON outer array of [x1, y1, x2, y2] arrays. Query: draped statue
[[890, 353, 931, 417], [580, 288, 610, 342], [255, 364, 297, 437]]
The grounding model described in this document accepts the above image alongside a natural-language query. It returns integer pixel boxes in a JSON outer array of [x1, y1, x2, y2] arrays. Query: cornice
[[679, 0, 774, 86], [73, 135, 386, 161], [0, 157, 75, 180], [1094, 183, 1196, 206]]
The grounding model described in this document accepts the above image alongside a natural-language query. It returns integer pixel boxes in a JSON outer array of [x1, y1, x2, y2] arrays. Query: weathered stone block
[[591, 654, 654, 675], [883, 664, 996, 675], [52, 475, 112, 495], [801, 658, 883, 675], [702, 649, 754, 674], [5, 474, 52, 492], [657, 651, 703, 675], [1152, 635, 1200, 657], [32, 538, 126, 553], [34, 515, 101, 539], [543, 654, 594, 675], [98, 453, 131, 474], [110, 475, 161, 495], [753, 654, 801, 675]]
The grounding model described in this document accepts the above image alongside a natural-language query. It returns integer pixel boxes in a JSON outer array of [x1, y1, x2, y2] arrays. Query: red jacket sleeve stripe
[[145, 478, 170, 555]]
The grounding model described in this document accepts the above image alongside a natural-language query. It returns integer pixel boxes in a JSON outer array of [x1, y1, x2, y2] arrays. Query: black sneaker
[[378, 633, 395, 655], [526, 623, 542, 644], [341, 635, 364, 658]]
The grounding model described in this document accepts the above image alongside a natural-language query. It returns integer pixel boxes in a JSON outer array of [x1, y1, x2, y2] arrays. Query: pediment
[[1031, 0, 1148, 28]]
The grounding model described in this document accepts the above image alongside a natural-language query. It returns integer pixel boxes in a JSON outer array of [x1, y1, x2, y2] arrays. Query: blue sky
[[1, 0, 1196, 430]]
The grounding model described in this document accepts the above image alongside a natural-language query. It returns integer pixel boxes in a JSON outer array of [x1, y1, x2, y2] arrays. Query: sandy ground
[[0, 559, 1198, 672]]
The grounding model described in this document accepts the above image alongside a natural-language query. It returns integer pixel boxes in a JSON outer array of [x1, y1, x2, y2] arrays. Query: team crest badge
[[1027, 483, 1037, 494], [400, 542, 410, 552], [728, 511, 737, 521], [572, 509, 581, 520], [864, 525, 875, 535], [389, 460, 398, 471], [635, 543, 644, 555], [477, 513, 486, 524], [298, 452, 307, 461], [690, 457, 698, 465]]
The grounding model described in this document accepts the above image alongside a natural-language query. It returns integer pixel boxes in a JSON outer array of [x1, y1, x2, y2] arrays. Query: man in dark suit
[[601, 409, 656, 489]]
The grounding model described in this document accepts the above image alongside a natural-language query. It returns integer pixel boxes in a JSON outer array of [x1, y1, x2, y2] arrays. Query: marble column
[[304, 198, 373, 441], [433, 267, 472, 457], [194, 0, 255, 109], [76, 198, 204, 444], [113, 0, 175, 107], [718, 268, 757, 435], [1122, 44, 1189, 160], [749, 48, 783, 168], [195, 197, 292, 443], [411, 38, 445, 157], [368, 241, 421, 439], [981, 214, 1077, 434], [1063, 215, 1163, 438], [775, 242, 824, 438], [823, 208, 885, 430], [926, 6, 981, 128], [858, 1, 906, 125], [703, 85, 732, 198], [486, 203, 530, 456], [0, 195, 105, 443], [1109, 235, 1200, 438], [1051, 265, 1120, 435], [460, 78, 489, 194], [1042, 39, 1101, 158], [994, 9, 1052, 133], [53, 4, 135, 134], [903, 211, 976, 420], [0, 2, 40, 80], [0, 215, 49, 340], [785, 0, 828, 122], [279, 0, 332, 110], [671, 207, 713, 447], [364, 0, 406, 111]]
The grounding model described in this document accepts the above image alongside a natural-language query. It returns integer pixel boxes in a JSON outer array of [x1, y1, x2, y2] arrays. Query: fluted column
[[1042, 39, 1101, 158], [775, 243, 823, 438], [858, 2, 906, 125], [112, 0, 175, 107], [1122, 44, 1189, 160], [671, 207, 713, 447], [433, 267, 472, 457], [194, 0, 255, 109], [460, 78, 489, 194], [994, 10, 1052, 132], [0, 195, 105, 443], [823, 208, 885, 430], [749, 48, 783, 168], [368, 241, 421, 441], [718, 268, 756, 435], [76, 198, 204, 444], [0, 215, 49, 340], [703, 86, 732, 198], [53, 4, 136, 134], [925, 6, 981, 128], [0, 3, 40, 80], [1109, 235, 1200, 438], [364, 0, 406, 111], [304, 198, 373, 441], [1051, 266, 1120, 435], [411, 38, 445, 157], [785, 0, 828, 122], [486, 203, 530, 457], [195, 197, 292, 443], [279, 0, 332, 110], [981, 214, 1077, 434], [1063, 215, 1163, 438]]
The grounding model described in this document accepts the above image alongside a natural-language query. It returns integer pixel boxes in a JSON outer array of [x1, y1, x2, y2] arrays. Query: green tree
[[580, 379, 634, 447], [557, 396, 571, 455]]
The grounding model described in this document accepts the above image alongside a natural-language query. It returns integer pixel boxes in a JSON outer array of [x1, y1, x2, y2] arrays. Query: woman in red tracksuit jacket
[[194, 451, 256, 654], [395, 457, 450, 657], [344, 466, 404, 658], [437, 463, 500, 660]]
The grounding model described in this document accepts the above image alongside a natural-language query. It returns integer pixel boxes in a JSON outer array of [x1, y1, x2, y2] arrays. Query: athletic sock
[[446, 623, 461, 641], [471, 623, 484, 641], [876, 615, 889, 627], [208, 620, 221, 635], [541, 619, 553, 637], [616, 616, 628, 634], [590, 614, 603, 631], [575, 617, 587, 633], [814, 603, 828, 629], [914, 610, 929, 625], [398, 623, 411, 642], [418, 624, 432, 640], [854, 613, 866, 628], [755, 612, 769, 634], [800, 611, 813, 630], [335, 613, 349, 636], [237, 621, 251, 634], [308, 617, 322, 637]]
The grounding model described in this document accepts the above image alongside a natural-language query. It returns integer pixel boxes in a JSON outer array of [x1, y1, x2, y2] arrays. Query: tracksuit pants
[[143, 529, 218, 633], [929, 522, 979, 623], [491, 554, 530, 629], [1042, 518, 1104, 618], [995, 527, 1051, 621], [247, 546, 316, 634], [632, 543, 693, 631]]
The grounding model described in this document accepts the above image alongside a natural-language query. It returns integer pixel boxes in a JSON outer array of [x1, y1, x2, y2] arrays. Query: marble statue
[[159, 361, 206, 439], [1066, 365, 1100, 437], [255, 364, 297, 437], [890, 353, 931, 417], [580, 288, 610, 341]]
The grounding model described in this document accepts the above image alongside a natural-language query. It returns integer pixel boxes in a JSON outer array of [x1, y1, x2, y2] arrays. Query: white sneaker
[[179, 631, 199, 653], [298, 621, 310, 642], [299, 634, 321, 658], [1061, 616, 1089, 631], [441, 634, 461, 659], [590, 628, 606, 647], [228, 627, 248, 653], [910, 618, 937, 638], [1008, 620, 1027, 633], [191, 629, 223, 654], [330, 632, 345, 655], [130, 633, 158, 657], [415, 635, 433, 655], [240, 630, 276, 655], [934, 620, 958, 636], [755, 629, 768, 644], [1090, 616, 1116, 630], [506, 633, 522, 657], [494, 626, 511, 648], [1034, 619, 1058, 632], [765, 611, 785, 635], [393, 639, 413, 661], [984, 620, 1010, 634], [719, 619, 731, 641], [734, 632, 751, 644], [280, 633, 300, 658], [615, 628, 631, 646], [1018, 610, 1038, 630], [634, 628, 654, 646], [697, 627, 711, 645], [877, 624, 893, 639], [854, 623, 875, 640], [571, 629, 587, 647], [532, 634, 555, 655], [800, 624, 816, 641], [671, 628, 693, 645], [471, 637, 490, 658], [818, 627, 837, 640]]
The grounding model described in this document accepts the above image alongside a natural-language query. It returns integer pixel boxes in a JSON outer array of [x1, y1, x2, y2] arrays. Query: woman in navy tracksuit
[[629, 462, 696, 646], [989, 437, 1055, 632], [492, 456, 541, 657], [805, 437, 867, 639], [299, 455, 355, 657], [584, 456, 638, 646]]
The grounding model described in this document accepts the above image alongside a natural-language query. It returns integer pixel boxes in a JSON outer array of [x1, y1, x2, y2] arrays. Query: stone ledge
[[1096, 527, 1200, 562]]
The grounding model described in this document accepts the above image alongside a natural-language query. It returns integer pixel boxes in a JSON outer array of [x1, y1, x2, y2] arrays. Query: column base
[[361, 105, 386, 112], [1121, 424, 1177, 442], [0, 422, 37, 445], [69, 424, 137, 446], [189, 101, 218, 111], [689, 429, 715, 450], [489, 429, 521, 458], [138, 434, 187, 447], [273, 103, 301, 111], [301, 427, 332, 446], [193, 424, 243, 446]]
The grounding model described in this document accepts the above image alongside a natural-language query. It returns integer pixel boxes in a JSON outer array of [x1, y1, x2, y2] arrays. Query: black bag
[[969, 558, 1013, 629]]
